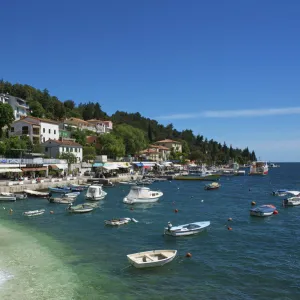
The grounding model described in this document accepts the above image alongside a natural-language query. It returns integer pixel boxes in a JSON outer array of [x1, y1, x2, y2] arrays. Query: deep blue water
[[1, 163, 300, 299]]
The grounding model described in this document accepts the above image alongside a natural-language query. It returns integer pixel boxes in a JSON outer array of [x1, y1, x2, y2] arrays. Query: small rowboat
[[23, 209, 45, 217], [24, 190, 49, 198], [67, 204, 94, 213], [164, 221, 210, 237], [63, 192, 80, 198], [127, 250, 177, 269], [105, 217, 136, 226], [48, 197, 75, 204], [204, 182, 220, 190]]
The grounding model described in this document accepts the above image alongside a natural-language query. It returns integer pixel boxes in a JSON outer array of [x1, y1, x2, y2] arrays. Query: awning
[[103, 164, 119, 170], [93, 163, 104, 167], [0, 168, 23, 173], [22, 167, 47, 172], [132, 162, 143, 167], [117, 162, 131, 168], [142, 162, 156, 167], [49, 165, 59, 170]]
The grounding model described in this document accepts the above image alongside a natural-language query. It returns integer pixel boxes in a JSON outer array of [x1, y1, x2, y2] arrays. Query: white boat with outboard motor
[[164, 221, 210, 236], [23, 209, 45, 217], [105, 217, 138, 226], [127, 250, 177, 268], [283, 196, 300, 206], [85, 185, 107, 201], [123, 186, 163, 204], [66, 203, 94, 213]]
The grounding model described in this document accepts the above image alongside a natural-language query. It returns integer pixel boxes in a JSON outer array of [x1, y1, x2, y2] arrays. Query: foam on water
[[0, 221, 79, 300]]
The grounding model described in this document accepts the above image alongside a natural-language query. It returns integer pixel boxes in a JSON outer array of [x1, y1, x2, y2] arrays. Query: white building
[[41, 139, 83, 162], [10, 116, 59, 144], [87, 119, 113, 134], [0, 93, 30, 120]]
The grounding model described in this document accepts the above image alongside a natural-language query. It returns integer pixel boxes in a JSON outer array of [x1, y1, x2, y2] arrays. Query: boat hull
[[283, 198, 300, 206], [23, 209, 45, 216], [86, 194, 106, 201], [174, 175, 220, 181], [164, 221, 210, 237], [164, 228, 206, 236], [123, 197, 160, 204], [250, 211, 274, 217], [0, 196, 16, 201]]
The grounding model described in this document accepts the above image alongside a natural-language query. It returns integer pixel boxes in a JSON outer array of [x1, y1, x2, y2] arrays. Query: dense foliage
[[0, 80, 257, 164]]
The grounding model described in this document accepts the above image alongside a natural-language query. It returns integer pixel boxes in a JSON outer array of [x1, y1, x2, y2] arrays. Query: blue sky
[[1, 0, 300, 161]]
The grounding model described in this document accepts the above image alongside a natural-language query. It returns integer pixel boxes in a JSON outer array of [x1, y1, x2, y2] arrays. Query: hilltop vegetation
[[0, 80, 256, 164]]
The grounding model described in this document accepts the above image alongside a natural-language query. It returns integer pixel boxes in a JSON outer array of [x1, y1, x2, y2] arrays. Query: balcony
[[32, 129, 40, 135], [16, 100, 30, 109]]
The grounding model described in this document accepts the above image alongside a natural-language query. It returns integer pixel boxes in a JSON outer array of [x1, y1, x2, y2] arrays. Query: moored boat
[[249, 161, 268, 175], [24, 190, 49, 198], [164, 221, 210, 237], [174, 168, 220, 181], [23, 209, 45, 216], [127, 250, 177, 268], [85, 185, 107, 200], [66, 203, 94, 213], [48, 197, 75, 204], [63, 192, 80, 198], [204, 182, 220, 190], [105, 217, 132, 226], [250, 204, 277, 217], [283, 196, 300, 206], [0, 192, 27, 200], [49, 186, 71, 193], [123, 186, 163, 204], [0, 193, 17, 201]]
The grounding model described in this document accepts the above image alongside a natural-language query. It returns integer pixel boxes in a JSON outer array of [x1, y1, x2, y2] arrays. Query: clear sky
[[1, 0, 300, 161]]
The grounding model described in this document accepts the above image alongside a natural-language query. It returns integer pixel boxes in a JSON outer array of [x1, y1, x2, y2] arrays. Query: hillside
[[0, 80, 256, 164]]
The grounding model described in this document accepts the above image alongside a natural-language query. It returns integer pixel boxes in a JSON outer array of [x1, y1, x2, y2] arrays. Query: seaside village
[[0, 92, 259, 190]]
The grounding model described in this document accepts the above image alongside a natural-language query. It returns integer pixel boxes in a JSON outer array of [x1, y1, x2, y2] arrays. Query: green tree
[[59, 152, 77, 174], [113, 124, 147, 156], [147, 123, 153, 142], [0, 102, 14, 137], [71, 129, 86, 145], [29, 101, 45, 118], [64, 100, 75, 110], [83, 146, 96, 162], [98, 133, 125, 158]]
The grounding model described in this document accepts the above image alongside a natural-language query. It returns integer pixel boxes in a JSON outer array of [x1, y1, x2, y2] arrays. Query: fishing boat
[[164, 221, 210, 237], [23, 209, 45, 217], [249, 161, 268, 175], [48, 197, 75, 204], [123, 186, 163, 204], [105, 217, 133, 226], [0, 194, 16, 201], [127, 250, 177, 269], [283, 196, 300, 206], [85, 185, 107, 200], [66, 203, 94, 213], [49, 186, 71, 193], [174, 167, 220, 181], [24, 190, 49, 198], [204, 182, 221, 190], [250, 204, 277, 217]]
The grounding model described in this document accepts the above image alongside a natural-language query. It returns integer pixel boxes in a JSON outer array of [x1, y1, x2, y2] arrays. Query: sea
[[1, 163, 300, 300]]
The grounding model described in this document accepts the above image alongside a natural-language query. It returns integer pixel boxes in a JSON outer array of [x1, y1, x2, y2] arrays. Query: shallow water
[[1, 163, 300, 299]]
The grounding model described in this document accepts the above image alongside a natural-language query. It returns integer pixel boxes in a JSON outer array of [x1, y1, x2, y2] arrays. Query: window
[[54, 130, 56, 134], [49, 129, 51, 134], [75, 148, 77, 152], [43, 128, 45, 133], [43, 137, 45, 142], [45, 147, 48, 152], [66, 147, 69, 152], [70, 148, 73, 152], [10, 127, 14, 132]]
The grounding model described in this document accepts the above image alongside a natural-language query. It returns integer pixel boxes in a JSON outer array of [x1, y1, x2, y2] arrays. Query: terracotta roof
[[155, 139, 181, 144], [42, 139, 82, 147], [21, 116, 59, 125], [13, 119, 40, 126], [86, 136, 98, 143]]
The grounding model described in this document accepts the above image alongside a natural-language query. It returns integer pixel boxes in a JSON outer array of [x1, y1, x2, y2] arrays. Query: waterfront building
[[0, 93, 30, 120], [154, 139, 182, 153], [10, 116, 59, 144]]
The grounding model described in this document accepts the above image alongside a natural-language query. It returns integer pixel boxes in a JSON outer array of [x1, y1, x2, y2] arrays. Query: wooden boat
[[105, 217, 132, 226], [23, 209, 45, 217], [123, 186, 163, 204], [204, 182, 220, 190], [250, 204, 277, 217], [127, 250, 177, 269], [48, 197, 75, 204], [164, 221, 210, 237], [66, 203, 94, 213], [85, 185, 107, 201], [24, 190, 49, 198]]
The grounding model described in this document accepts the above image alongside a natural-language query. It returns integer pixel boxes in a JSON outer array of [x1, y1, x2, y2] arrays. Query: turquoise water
[[1, 163, 300, 299]]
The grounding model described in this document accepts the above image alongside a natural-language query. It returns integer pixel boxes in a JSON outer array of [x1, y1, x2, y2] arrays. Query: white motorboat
[[123, 186, 163, 204], [164, 221, 210, 237], [85, 185, 107, 201], [250, 204, 277, 217], [23, 209, 45, 217], [105, 217, 132, 226], [0, 194, 16, 201], [24, 190, 49, 198], [127, 250, 177, 269], [283, 196, 300, 206], [63, 192, 80, 198]]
